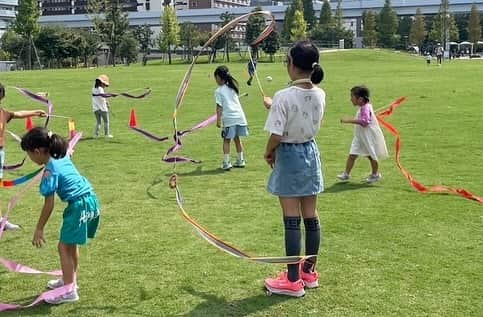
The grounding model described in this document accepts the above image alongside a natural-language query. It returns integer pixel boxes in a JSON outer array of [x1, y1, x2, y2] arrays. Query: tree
[[291, 10, 307, 42], [119, 33, 139, 65], [409, 8, 426, 53], [282, 0, 303, 43], [429, 0, 459, 47], [302, 0, 316, 31], [12, 0, 40, 69], [245, 7, 266, 56], [0, 30, 26, 64], [219, 11, 234, 62], [35, 26, 62, 68], [134, 24, 153, 65], [160, 5, 179, 64], [90, 0, 130, 66], [376, 0, 399, 48], [468, 4, 481, 53], [261, 30, 280, 62], [179, 22, 199, 63], [334, 0, 344, 32], [78, 30, 100, 67], [362, 10, 377, 48], [398, 16, 412, 48], [319, 0, 333, 29]]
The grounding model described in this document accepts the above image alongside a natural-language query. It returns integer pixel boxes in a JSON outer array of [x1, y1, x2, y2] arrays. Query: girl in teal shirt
[[21, 127, 100, 305]]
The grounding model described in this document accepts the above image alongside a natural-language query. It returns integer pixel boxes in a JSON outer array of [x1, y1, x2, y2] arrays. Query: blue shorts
[[60, 192, 100, 245], [221, 125, 249, 140], [267, 141, 324, 197], [0, 149, 4, 179]]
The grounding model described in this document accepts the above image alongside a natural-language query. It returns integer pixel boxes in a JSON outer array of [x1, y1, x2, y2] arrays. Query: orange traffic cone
[[26, 117, 34, 131], [68, 119, 76, 139], [129, 108, 137, 127]]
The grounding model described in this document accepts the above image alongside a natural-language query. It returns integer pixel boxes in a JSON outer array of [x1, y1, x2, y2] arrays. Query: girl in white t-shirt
[[91, 74, 112, 138], [262, 41, 325, 297], [338, 85, 388, 183], [214, 65, 248, 171]]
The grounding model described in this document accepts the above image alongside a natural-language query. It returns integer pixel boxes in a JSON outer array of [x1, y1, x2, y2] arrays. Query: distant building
[[0, 0, 16, 38], [38, 0, 140, 16]]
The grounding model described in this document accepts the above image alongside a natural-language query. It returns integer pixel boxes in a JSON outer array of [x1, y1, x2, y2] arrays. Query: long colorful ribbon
[[248, 46, 266, 97], [0, 132, 81, 236], [0, 167, 43, 188], [377, 97, 483, 203], [15, 87, 53, 127], [92, 88, 151, 99], [168, 11, 312, 264], [174, 185, 315, 264]]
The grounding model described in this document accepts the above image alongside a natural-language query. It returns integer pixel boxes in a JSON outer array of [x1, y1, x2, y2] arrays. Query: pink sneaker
[[300, 262, 319, 288], [264, 272, 305, 297], [300, 269, 319, 288]]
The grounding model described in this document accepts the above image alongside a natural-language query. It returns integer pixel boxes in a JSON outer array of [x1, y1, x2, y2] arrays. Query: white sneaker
[[366, 173, 382, 183], [47, 279, 79, 290], [45, 290, 79, 305], [233, 159, 246, 168], [336, 172, 350, 181], [1, 219, 21, 231], [106, 134, 114, 138], [222, 161, 232, 171]]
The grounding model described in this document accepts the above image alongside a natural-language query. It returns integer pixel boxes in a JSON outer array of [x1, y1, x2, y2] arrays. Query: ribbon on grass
[[92, 88, 151, 99], [0, 258, 62, 276], [174, 184, 315, 264], [0, 282, 74, 312], [377, 97, 483, 203]]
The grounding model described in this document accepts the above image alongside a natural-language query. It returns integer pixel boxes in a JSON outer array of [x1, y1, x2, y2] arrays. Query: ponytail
[[310, 63, 324, 85], [21, 127, 68, 159], [48, 133, 68, 159], [289, 41, 324, 84], [94, 79, 102, 88], [214, 65, 239, 95]]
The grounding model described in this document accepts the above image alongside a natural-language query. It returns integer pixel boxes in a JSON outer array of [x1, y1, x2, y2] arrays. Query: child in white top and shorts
[[214, 65, 249, 170]]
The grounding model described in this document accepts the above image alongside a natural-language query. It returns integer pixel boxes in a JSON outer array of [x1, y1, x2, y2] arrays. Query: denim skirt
[[267, 140, 323, 197]]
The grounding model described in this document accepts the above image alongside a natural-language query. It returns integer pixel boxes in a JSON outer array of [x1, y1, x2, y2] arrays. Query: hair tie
[[312, 62, 319, 69], [47, 130, 53, 138]]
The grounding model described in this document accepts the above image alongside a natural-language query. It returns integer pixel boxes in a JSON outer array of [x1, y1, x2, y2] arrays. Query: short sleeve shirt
[[215, 85, 248, 127], [40, 156, 93, 202], [92, 87, 108, 112], [264, 86, 325, 143]]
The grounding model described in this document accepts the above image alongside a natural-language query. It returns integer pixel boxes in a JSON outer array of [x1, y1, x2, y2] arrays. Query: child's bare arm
[[32, 195, 54, 248], [263, 96, 272, 109], [216, 105, 222, 128], [13, 110, 46, 119]]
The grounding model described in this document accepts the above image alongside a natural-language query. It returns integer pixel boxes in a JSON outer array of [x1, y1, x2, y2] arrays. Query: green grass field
[[1, 50, 483, 316]]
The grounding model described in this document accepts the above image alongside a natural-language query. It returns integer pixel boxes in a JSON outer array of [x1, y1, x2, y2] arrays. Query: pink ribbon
[[0, 283, 74, 312]]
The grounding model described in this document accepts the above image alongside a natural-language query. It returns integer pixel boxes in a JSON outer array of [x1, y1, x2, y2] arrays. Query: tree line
[[1, 0, 482, 69]]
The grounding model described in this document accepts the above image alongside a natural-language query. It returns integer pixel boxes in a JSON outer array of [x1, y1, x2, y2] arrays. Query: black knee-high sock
[[303, 217, 321, 273], [284, 216, 301, 282]]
